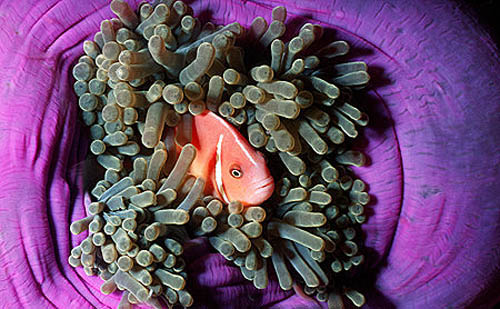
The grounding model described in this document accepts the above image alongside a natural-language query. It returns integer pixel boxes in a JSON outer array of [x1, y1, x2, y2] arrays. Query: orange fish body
[[176, 111, 274, 206]]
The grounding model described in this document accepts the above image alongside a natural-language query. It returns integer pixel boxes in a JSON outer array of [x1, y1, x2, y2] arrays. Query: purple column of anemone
[[0, 0, 499, 308]]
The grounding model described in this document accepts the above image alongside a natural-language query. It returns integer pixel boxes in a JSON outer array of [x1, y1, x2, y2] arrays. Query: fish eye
[[230, 166, 243, 178]]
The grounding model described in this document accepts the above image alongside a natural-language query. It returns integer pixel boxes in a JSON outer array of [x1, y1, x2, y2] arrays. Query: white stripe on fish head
[[234, 134, 257, 166], [218, 116, 258, 166], [215, 134, 230, 204]]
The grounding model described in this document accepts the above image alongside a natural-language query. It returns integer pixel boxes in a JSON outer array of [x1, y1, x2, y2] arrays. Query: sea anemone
[[69, 0, 376, 307], [0, 0, 499, 308]]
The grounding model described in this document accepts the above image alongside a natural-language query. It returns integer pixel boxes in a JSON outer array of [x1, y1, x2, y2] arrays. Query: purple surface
[[0, 0, 499, 308]]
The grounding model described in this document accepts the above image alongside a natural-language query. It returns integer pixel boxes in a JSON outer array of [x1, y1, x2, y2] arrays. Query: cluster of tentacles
[[69, 0, 371, 307]]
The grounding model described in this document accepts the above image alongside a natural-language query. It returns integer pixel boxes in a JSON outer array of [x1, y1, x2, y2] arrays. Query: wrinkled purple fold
[[0, 0, 499, 308]]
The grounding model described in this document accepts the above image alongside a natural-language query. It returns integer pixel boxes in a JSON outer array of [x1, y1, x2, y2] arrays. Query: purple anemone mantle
[[0, 0, 499, 308]]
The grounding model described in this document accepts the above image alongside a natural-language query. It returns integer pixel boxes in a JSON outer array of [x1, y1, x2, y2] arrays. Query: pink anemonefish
[[176, 110, 274, 206]]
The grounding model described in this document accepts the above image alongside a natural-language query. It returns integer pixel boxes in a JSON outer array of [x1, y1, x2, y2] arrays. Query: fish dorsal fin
[[175, 113, 192, 147], [215, 134, 230, 204]]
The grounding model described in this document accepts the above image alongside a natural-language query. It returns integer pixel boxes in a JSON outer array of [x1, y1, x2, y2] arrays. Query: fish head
[[215, 132, 275, 206], [191, 111, 274, 206]]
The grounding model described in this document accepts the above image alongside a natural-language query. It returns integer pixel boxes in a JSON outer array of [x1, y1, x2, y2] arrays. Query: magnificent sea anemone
[[0, 0, 499, 308]]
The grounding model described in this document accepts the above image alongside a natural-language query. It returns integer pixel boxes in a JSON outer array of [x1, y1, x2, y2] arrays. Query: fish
[[175, 110, 274, 206]]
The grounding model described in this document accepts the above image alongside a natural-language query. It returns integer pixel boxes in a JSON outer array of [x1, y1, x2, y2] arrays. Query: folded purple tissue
[[0, 0, 499, 308]]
